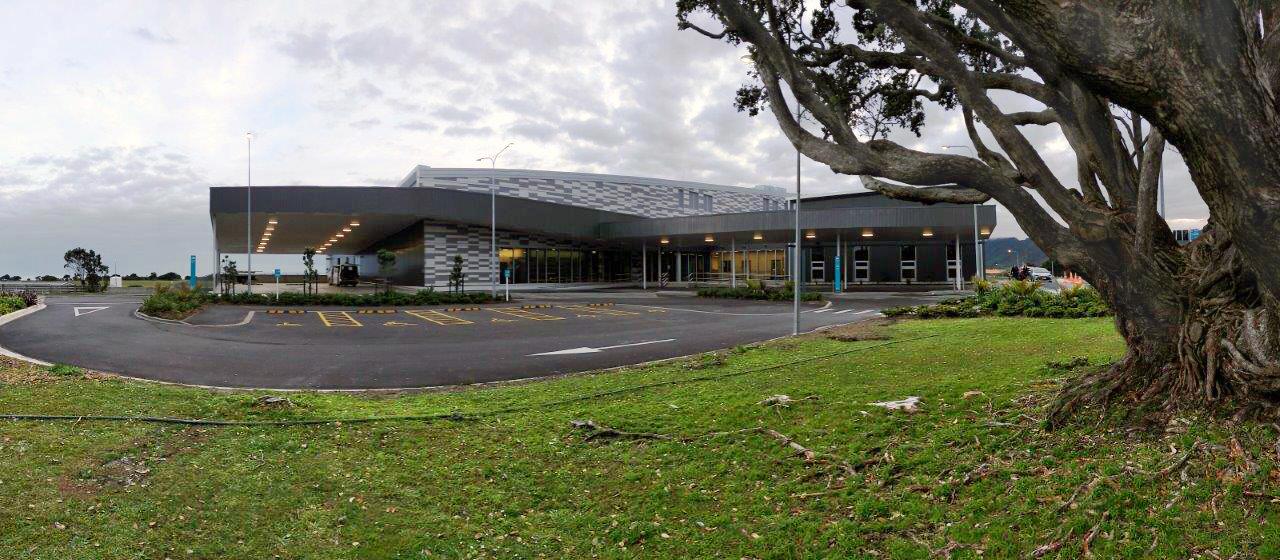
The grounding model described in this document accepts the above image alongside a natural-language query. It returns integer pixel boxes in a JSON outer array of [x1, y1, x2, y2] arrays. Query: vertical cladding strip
[[422, 221, 607, 288]]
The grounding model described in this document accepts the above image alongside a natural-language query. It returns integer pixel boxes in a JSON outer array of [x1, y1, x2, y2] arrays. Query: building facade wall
[[408, 169, 786, 219], [422, 222, 607, 287]]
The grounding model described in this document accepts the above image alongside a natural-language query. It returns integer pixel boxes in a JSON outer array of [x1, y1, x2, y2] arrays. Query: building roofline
[[401, 165, 787, 197]]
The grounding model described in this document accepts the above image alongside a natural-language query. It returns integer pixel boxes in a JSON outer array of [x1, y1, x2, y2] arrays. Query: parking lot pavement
[[0, 292, 940, 390]]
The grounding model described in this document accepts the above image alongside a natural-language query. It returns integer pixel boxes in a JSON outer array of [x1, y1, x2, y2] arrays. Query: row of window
[[676, 188, 714, 212]]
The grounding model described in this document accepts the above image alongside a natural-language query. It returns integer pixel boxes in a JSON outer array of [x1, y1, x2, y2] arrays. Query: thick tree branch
[[1006, 109, 1057, 126], [859, 175, 989, 204], [1135, 128, 1166, 253]]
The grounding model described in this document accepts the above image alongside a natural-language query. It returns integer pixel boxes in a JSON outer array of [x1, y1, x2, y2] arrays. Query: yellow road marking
[[404, 309, 473, 326], [313, 311, 363, 327], [559, 305, 639, 316], [487, 307, 565, 321]]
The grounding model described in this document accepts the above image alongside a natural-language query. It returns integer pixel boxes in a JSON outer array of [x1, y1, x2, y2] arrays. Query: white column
[[730, 238, 736, 288], [676, 251, 682, 283], [641, 242, 647, 290]]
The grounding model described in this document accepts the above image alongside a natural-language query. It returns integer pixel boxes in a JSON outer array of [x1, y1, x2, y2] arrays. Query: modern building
[[208, 166, 996, 289]]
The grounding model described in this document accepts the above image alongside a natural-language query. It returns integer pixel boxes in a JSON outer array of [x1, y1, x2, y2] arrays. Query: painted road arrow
[[528, 338, 676, 356], [73, 306, 109, 317]]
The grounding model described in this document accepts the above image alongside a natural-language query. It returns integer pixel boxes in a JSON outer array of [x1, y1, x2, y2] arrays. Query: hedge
[[881, 280, 1110, 319]]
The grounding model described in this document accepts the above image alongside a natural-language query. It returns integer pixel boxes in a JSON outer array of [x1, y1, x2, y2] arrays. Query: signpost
[[189, 256, 197, 290], [503, 268, 511, 302], [833, 255, 842, 294], [1189, 228, 1201, 241], [274, 268, 282, 301]]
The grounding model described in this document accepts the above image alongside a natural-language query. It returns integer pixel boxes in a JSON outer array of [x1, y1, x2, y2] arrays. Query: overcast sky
[[0, 1, 1209, 277]]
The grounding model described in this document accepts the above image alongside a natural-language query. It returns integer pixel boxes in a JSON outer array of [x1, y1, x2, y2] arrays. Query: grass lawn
[[1, 318, 1278, 558]]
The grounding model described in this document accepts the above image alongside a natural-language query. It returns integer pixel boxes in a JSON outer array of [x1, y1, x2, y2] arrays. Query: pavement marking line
[[487, 307, 565, 321], [313, 311, 363, 327], [404, 309, 473, 326], [558, 305, 639, 316], [834, 309, 853, 314], [383, 321, 417, 327], [529, 338, 676, 356], [277, 322, 302, 327], [73, 306, 109, 317], [813, 308, 832, 314], [854, 309, 874, 315]]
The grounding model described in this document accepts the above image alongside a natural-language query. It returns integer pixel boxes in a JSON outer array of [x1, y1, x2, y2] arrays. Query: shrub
[[696, 285, 822, 302], [889, 282, 1109, 320], [141, 284, 212, 320], [212, 289, 495, 307], [0, 290, 38, 316]]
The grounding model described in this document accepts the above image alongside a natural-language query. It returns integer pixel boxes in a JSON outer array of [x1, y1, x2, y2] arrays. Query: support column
[[641, 242, 647, 290], [730, 238, 736, 288], [676, 251, 682, 283], [955, 234, 963, 291], [835, 233, 842, 293]]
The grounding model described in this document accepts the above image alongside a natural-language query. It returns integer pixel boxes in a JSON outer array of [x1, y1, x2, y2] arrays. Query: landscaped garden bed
[[883, 279, 1110, 319], [696, 280, 822, 302], [139, 284, 495, 320], [0, 291, 38, 316]]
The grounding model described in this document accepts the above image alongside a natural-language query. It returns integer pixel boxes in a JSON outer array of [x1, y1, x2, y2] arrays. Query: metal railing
[[0, 282, 86, 294]]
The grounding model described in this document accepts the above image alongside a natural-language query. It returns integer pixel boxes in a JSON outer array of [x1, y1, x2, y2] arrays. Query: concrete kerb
[[0, 298, 52, 366], [133, 308, 256, 328]]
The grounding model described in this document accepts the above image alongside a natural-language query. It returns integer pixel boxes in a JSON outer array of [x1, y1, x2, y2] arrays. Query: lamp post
[[478, 142, 513, 298], [793, 107, 806, 336], [245, 132, 253, 294]]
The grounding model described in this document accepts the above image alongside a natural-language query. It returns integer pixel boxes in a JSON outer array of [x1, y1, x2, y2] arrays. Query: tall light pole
[[478, 142, 513, 298], [793, 107, 806, 336], [245, 132, 253, 294]]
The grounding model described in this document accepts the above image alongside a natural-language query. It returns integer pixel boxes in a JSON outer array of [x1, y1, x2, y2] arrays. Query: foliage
[[301, 248, 318, 296], [5, 318, 1273, 557], [220, 256, 239, 296], [697, 285, 822, 302], [0, 295, 28, 316], [213, 289, 492, 307], [63, 247, 109, 292], [140, 283, 213, 320], [376, 249, 397, 294], [883, 280, 1109, 319], [448, 255, 465, 294]]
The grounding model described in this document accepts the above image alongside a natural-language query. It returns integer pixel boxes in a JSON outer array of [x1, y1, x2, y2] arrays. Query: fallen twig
[[570, 420, 672, 441], [1156, 439, 1202, 478]]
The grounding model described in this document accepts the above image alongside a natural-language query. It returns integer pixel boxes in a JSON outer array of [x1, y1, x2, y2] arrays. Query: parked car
[[1026, 266, 1054, 282]]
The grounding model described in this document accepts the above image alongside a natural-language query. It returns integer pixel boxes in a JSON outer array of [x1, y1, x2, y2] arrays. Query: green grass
[[1, 318, 1277, 558]]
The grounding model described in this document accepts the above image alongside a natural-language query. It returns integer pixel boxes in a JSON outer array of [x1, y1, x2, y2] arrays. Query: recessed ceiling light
[[350, 221, 360, 227], [336, 233, 344, 238], [267, 219, 278, 225], [753, 232, 763, 240], [342, 227, 351, 232]]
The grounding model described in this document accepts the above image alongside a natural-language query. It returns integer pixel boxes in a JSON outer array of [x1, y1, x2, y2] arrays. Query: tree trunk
[[1048, 227, 1280, 426]]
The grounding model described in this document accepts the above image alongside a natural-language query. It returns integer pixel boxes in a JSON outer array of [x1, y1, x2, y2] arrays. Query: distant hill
[[983, 237, 1047, 269]]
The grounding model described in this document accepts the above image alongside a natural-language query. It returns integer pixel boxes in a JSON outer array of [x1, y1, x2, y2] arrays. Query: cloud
[[131, 27, 177, 45]]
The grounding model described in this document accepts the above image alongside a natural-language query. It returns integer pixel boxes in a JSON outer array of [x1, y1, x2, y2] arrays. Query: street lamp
[[793, 106, 806, 336], [478, 142, 513, 298], [245, 131, 253, 294]]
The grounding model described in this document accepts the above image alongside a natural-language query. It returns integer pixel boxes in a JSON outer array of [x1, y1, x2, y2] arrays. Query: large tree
[[677, 0, 1280, 424]]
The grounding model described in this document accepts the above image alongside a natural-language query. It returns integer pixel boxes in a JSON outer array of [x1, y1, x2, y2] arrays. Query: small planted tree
[[63, 248, 109, 292], [376, 249, 397, 294], [302, 248, 318, 296], [220, 256, 238, 296], [448, 255, 465, 294]]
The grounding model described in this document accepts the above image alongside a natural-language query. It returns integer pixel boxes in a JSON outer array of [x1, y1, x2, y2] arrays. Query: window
[[901, 245, 917, 282]]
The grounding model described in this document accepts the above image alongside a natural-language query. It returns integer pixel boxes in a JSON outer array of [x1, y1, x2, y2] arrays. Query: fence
[[0, 282, 86, 294]]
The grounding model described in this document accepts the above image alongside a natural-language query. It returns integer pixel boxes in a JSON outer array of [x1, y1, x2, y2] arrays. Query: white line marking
[[834, 309, 853, 314], [813, 308, 832, 314], [529, 338, 676, 356], [73, 306, 109, 317], [854, 309, 874, 315]]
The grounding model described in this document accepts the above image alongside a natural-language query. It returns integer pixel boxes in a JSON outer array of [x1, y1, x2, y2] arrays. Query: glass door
[[900, 245, 917, 283]]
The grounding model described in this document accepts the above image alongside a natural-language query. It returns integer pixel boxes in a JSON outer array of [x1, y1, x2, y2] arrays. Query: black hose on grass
[[0, 334, 938, 427]]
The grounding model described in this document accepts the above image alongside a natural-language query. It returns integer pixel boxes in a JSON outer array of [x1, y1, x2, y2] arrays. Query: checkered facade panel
[[422, 222, 603, 287], [411, 172, 785, 218]]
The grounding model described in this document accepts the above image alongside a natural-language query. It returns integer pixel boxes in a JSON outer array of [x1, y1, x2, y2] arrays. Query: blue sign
[[273, 268, 282, 280], [189, 256, 197, 289], [1189, 228, 1201, 241], [833, 255, 842, 293]]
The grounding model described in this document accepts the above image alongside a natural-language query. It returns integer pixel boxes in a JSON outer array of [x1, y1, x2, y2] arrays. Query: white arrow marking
[[854, 309, 874, 315], [529, 338, 676, 356], [834, 309, 852, 314], [813, 308, 832, 314], [73, 306, 109, 317]]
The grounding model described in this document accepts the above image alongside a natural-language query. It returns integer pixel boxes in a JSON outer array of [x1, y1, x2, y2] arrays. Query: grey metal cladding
[[405, 167, 786, 218], [597, 205, 998, 238]]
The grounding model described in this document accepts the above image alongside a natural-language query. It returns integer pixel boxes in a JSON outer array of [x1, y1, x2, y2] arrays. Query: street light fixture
[[477, 142, 513, 297], [245, 132, 253, 294]]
